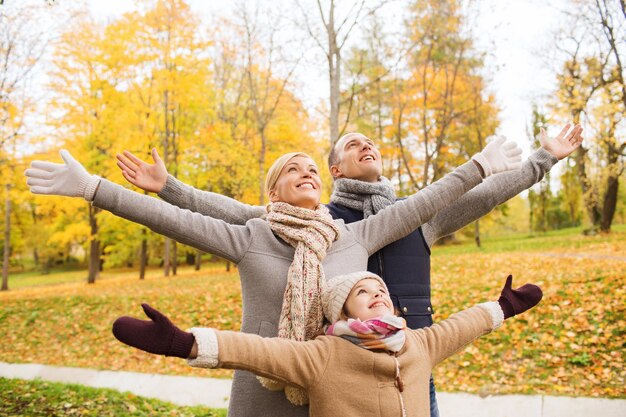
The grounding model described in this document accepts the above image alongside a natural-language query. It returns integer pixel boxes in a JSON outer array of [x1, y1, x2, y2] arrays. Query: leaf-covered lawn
[[0, 377, 225, 417], [0, 229, 624, 398]]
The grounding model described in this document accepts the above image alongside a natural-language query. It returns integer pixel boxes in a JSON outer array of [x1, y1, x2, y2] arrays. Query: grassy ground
[[0, 377, 225, 417], [0, 226, 624, 399]]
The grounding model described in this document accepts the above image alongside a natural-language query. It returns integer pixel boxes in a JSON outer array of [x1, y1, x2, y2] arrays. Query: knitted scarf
[[326, 315, 407, 352], [260, 201, 340, 405], [330, 176, 396, 217]]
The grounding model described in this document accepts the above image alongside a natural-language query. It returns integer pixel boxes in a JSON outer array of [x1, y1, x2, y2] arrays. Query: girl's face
[[269, 155, 322, 210], [343, 278, 394, 321]]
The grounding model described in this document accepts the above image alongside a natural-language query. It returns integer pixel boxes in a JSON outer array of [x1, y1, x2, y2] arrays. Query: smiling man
[[113, 124, 582, 417]]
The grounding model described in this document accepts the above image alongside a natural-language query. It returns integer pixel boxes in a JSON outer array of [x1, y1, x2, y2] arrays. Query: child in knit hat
[[113, 272, 542, 417]]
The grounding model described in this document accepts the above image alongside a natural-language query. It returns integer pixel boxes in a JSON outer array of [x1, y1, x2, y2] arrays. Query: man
[[116, 124, 582, 416]]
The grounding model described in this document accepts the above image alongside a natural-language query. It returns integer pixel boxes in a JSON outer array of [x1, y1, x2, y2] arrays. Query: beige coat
[[189, 303, 503, 417]]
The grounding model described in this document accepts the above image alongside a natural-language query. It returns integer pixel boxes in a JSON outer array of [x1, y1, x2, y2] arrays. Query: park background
[[0, 0, 624, 415]]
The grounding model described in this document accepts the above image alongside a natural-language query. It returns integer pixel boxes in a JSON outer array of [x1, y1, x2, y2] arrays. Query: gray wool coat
[[93, 160, 483, 417]]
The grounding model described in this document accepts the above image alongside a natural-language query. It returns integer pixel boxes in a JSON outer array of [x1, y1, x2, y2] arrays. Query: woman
[[25, 141, 520, 417]]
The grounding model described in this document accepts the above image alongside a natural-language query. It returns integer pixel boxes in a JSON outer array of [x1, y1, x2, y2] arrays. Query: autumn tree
[[552, 0, 625, 232], [295, 0, 389, 144], [0, 1, 64, 290], [113, 0, 214, 276], [48, 13, 133, 283]]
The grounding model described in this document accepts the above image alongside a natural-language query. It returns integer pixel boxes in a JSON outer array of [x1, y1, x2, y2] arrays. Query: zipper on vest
[[377, 251, 385, 277]]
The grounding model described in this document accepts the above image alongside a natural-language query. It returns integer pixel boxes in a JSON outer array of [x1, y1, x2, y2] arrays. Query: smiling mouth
[[360, 155, 375, 162], [296, 182, 316, 189], [369, 301, 387, 309]]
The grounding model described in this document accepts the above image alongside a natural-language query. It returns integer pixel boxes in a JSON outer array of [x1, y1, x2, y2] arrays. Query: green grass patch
[[5, 262, 231, 290], [433, 224, 626, 256], [0, 377, 226, 417]]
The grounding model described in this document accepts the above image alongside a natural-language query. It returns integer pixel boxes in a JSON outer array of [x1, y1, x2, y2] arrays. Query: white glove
[[25, 150, 101, 201], [472, 135, 523, 177]]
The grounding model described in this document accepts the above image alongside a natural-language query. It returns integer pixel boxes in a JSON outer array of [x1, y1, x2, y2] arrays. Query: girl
[[25, 141, 520, 416], [112, 272, 542, 417]]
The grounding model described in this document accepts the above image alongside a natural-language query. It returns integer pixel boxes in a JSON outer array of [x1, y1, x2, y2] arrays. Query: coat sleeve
[[347, 160, 483, 255], [421, 148, 558, 247], [188, 328, 332, 390], [92, 179, 252, 263], [415, 302, 503, 368], [157, 175, 266, 225]]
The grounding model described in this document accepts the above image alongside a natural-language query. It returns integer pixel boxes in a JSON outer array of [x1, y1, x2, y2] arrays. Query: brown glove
[[498, 275, 543, 319], [112, 303, 195, 358]]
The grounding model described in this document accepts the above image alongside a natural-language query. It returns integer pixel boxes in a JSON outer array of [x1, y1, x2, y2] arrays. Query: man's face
[[330, 133, 383, 183], [343, 278, 394, 321]]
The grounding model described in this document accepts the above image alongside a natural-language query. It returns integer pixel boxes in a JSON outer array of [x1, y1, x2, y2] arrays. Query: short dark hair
[[328, 132, 364, 173]]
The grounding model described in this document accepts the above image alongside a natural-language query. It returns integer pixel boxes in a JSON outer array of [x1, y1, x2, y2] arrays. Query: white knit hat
[[321, 271, 388, 323]]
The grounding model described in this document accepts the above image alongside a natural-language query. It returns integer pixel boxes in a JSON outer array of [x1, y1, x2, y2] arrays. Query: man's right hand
[[116, 148, 168, 193], [539, 123, 583, 160]]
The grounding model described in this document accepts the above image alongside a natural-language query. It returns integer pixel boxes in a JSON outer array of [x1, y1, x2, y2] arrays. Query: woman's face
[[269, 155, 322, 210], [343, 278, 394, 321]]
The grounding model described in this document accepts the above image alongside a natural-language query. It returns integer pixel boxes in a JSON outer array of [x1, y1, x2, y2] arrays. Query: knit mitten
[[498, 275, 543, 319], [25, 150, 101, 201], [472, 136, 523, 176], [112, 304, 195, 358]]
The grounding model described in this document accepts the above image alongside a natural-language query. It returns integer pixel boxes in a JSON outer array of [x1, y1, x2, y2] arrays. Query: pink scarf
[[326, 315, 407, 352]]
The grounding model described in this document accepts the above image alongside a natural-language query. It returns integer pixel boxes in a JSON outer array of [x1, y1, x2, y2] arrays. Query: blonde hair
[[264, 152, 314, 197]]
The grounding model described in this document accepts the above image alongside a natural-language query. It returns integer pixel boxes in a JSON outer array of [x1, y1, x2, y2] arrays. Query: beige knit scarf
[[258, 201, 340, 405]]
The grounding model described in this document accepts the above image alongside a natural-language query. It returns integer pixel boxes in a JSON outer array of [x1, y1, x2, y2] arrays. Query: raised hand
[[539, 123, 583, 160], [116, 148, 168, 193], [112, 303, 195, 358], [473, 136, 523, 177], [497, 275, 543, 320], [25, 150, 100, 201]]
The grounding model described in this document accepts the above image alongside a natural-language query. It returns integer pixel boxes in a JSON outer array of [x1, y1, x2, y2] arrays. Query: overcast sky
[[87, 0, 568, 155]]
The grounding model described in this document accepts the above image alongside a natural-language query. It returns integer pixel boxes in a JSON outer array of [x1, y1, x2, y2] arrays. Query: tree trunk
[[259, 130, 266, 205], [87, 205, 100, 284], [600, 174, 619, 232], [195, 248, 202, 271], [164, 238, 171, 277], [172, 240, 178, 276], [139, 228, 147, 280], [474, 220, 481, 248], [2, 185, 10, 291], [574, 146, 602, 228], [327, 2, 340, 144]]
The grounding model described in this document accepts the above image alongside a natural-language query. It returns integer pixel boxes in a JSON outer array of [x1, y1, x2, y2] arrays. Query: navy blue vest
[[327, 202, 434, 330]]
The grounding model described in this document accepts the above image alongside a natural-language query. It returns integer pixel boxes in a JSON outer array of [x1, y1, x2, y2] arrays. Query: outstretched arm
[[349, 137, 524, 255], [112, 304, 329, 390], [422, 124, 583, 247], [117, 149, 265, 224], [26, 151, 251, 262], [421, 275, 542, 367], [348, 159, 483, 255]]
